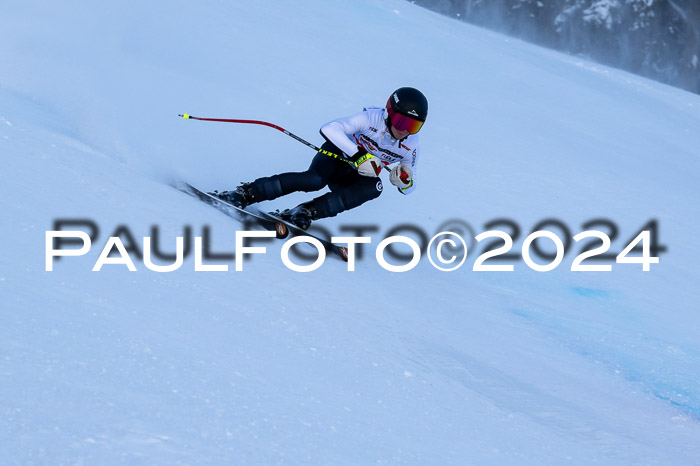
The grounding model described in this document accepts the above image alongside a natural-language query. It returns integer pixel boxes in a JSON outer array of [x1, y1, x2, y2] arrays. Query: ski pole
[[178, 113, 392, 173], [179, 113, 324, 154]]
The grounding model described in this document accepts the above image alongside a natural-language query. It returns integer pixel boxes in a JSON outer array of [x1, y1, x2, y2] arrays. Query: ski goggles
[[387, 109, 424, 134]]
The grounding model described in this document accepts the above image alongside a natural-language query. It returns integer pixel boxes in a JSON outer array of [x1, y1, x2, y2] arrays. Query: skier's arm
[[319, 111, 370, 159]]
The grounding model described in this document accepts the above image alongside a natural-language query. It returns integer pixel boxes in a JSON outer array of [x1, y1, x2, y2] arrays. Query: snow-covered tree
[[410, 0, 700, 93]]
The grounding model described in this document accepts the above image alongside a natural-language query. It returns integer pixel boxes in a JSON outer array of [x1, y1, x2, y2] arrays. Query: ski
[[172, 181, 348, 262], [258, 210, 349, 262], [173, 181, 289, 239]]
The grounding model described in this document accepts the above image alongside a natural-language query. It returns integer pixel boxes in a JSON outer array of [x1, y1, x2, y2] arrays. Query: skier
[[213, 87, 428, 229]]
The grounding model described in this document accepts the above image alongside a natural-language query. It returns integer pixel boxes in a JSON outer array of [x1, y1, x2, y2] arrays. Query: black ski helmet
[[385, 87, 428, 134]]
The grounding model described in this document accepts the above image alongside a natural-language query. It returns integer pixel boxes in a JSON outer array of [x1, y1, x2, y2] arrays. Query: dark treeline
[[411, 0, 700, 94]]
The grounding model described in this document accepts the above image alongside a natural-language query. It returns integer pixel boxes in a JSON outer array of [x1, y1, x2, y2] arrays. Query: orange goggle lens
[[390, 111, 424, 134]]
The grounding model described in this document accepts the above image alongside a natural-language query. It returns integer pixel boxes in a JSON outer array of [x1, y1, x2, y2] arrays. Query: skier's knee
[[301, 171, 327, 192], [344, 178, 383, 209], [355, 177, 383, 202], [368, 178, 384, 199]]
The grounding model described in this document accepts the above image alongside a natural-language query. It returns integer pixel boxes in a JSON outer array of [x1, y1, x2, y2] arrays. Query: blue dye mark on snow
[[509, 308, 534, 319], [509, 305, 700, 420], [571, 287, 610, 298]]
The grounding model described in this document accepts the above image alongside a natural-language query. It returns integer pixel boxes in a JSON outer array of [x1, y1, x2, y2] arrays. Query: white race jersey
[[320, 107, 420, 194]]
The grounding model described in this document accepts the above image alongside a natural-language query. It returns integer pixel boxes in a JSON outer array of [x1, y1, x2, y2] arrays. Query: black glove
[[347, 146, 367, 163]]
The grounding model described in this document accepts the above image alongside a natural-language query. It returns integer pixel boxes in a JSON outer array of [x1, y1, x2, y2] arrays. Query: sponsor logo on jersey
[[359, 134, 404, 161], [356, 135, 377, 152], [376, 180, 383, 192]]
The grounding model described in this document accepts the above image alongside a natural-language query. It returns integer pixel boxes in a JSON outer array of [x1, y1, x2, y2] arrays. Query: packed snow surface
[[2, 0, 699, 464]]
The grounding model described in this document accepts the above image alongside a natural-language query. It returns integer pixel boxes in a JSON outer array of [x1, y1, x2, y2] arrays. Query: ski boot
[[279, 203, 318, 230], [210, 182, 255, 209]]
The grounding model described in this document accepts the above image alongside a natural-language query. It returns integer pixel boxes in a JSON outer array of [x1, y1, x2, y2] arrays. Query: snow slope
[[2, 0, 700, 464]]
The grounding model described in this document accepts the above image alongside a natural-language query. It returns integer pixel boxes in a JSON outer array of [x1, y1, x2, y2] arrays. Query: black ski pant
[[248, 142, 383, 219]]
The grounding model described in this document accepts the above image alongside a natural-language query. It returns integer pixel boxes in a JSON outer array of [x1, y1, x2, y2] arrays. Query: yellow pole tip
[[182, 113, 190, 119]]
